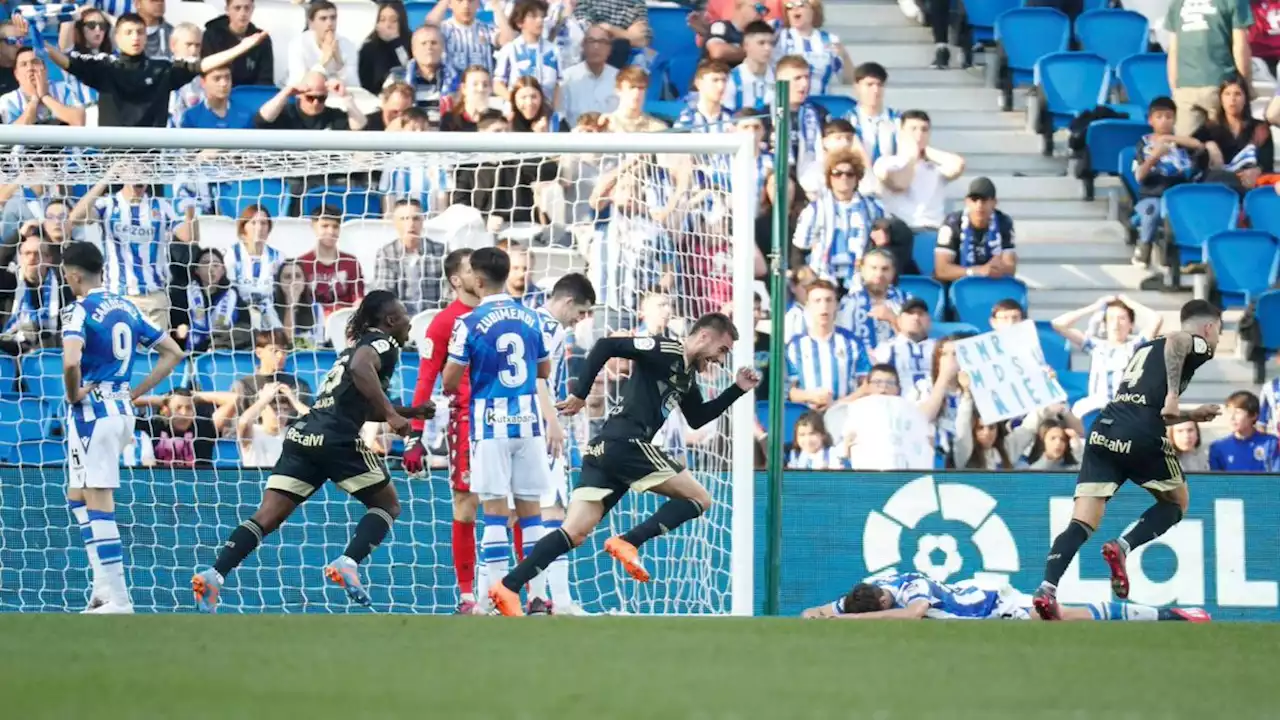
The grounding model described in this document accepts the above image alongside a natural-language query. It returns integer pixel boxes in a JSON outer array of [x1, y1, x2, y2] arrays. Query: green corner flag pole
[[764, 80, 791, 617]]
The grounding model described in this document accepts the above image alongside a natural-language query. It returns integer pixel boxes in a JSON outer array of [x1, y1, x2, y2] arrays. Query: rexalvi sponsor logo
[[862, 475, 1020, 585]]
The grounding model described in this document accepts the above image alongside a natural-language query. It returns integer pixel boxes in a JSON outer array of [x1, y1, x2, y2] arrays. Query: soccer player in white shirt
[[786, 279, 864, 410], [723, 21, 776, 113], [1051, 294, 1163, 417], [529, 273, 596, 614], [493, 0, 562, 103]]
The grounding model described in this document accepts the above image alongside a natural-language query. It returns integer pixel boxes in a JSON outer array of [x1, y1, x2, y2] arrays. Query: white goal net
[[0, 126, 757, 616]]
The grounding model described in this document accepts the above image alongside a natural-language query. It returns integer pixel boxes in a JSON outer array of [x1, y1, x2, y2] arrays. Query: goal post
[[0, 125, 758, 616]]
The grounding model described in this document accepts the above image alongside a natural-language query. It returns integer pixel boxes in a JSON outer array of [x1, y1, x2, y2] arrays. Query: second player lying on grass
[[801, 572, 1210, 622]]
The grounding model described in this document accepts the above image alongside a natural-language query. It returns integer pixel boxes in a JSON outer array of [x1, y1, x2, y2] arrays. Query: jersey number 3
[[1121, 346, 1152, 387], [496, 332, 528, 388]]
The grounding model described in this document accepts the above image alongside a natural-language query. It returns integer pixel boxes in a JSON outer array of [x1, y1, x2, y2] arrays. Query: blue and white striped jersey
[[787, 447, 847, 469], [442, 18, 499, 74], [448, 293, 549, 440], [493, 36, 561, 94], [60, 287, 165, 424], [536, 306, 570, 402], [92, 191, 178, 296], [873, 573, 1000, 619], [836, 285, 908, 351], [378, 159, 452, 214], [1260, 376, 1280, 437], [774, 28, 844, 95], [1083, 335, 1147, 400], [225, 243, 284, 307], [849, 105, 901, 168], [875, 335, 935, 401], [675, 104, 734, 133], [786, 328, 864, 399], [0, 83, 79, 124], [783, 302, 808, 344], [723, 64, 774, 113]]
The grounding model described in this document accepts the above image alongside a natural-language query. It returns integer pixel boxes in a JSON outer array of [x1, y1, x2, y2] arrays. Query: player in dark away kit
[[192, 290, 433, 612], [1033, 300, 1222, 621]]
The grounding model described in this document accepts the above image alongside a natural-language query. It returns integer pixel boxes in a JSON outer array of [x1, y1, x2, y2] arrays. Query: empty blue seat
[[0, 398, 51, 446], [132, 353, 189, 396], [404, 1, 436, 28], [811, 95, 855, 118], [1057, 370, 1090, 404], [948, 277, 1029, 332], [1114, 53, 1169, 119], [213, 438, 242, 469], [216, 178, 286, 219], [912, 229, 938, 278], [17, 440, 65, 466], [929, 321, 981, 339], [1245, 186, 1280, 239], [1162, 183, 1239, 265], [965, 0, 1023, 44], [648, 6, 697, 65], [1256, 290, 1280, 360], [285, 350, 338, 396], [651, 49, 700, 101], [1036, 52, 1111, 133], [18, 350, 64, 400], [997, 8, 1071, 109], [1075, 10, 1149, 76], [0, 354, 16, 397], [644, 99, 688, 124], [1081, 119, 1150, 200], [229, 85, 279, 116], [897, 275, 945, 320], [302, 186, 378, 219], [1035, 320, 1072, 372], [191, 352, 258, 392], [1205, 230, 1279, 308], [1080, 408, 1101, 432]]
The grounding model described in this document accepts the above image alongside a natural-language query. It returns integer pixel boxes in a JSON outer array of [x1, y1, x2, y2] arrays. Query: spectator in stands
[[433, 0, 509, 75], [798, 118, 860, 196], [255, 71, 367, 131], [701, 0, 765, 66], [786, 410, 847, 469], [0, 185, 66, 261], [602, 66, 667, 131], [202, 0, 274, 88], [792, 148, 885, 290], [736, 110, 776, 222], [836, 248, 906, 354], [137, 389, 236, 468], [179, 65, 252, 129], [0, 200, 75, 270], [723, 21, 775, 113], [378, 108, 451, 213], [511, 75, 570, 130], [775, 0, 852, 95], [237, 381, 309, 468], [1168, 420, 1210, 471], [636, 290, 673, 336], [358, 1, 411, 96], [227, 327, 314, 413], [874, 297, 935, 400], [495, 0, 563, 102], [849, 62, 900, 195], [397, 26, 459, 124], [932, 177, 1017, 284], [0, 235, 72, 355], [371, 199, 447, 315], [1196, 77, 1274, 188], [460, 111, 561, 230], [557, 24, 619, 124], [0, 47, 83, 127], [1132, 97, 1206, 266], [1024, 414, 1084, 471], [988, 298, 1025, 330], [783, 265, 817, 341], [1251, 0, 1280, 79], [167, 23, 206, 126], [955, 392, 1022, 471], [920, 335, 963, 465], [1051, 294, 1163, 417], [1210, 391, 1280, 471], [364, 82, 416, 131], [288, 211, 358, 320], [136, 0, 173, 60], [573, 0, 650, 65], [41, 12, 268, 128], [786, 279, 864, 410], [175, 247, 254, 353], [441, 65, 494, 131], [677, 60, 734, 131], [224, 204, 283, 317], [776, 55, 828, 185], [0, 20, 19, 96], [58, 8, 112, 106], [588, 165, 677, 325], [874, 110, 965, 229], [267, 259, 326, 349], [287, 1, 359, 89], [497, 240, 547, 307], [1166, 0, 1253, 136]]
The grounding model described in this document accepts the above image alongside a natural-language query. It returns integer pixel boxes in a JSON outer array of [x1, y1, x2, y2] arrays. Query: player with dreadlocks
[[192, 290, 434, 612]]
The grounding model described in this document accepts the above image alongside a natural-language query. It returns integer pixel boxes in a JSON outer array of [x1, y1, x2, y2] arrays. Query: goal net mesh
[[0, 138, 747, 615]]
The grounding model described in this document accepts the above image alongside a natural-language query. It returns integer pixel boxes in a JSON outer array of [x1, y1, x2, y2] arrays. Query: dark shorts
[[573, 438, 685, 508], [1076, 420, 1184, 499], [266, 434, 391, 504]]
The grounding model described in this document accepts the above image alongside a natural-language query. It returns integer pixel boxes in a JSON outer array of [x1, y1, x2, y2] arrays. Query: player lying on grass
[[488, 313, 759, 616], [192, 290, 434, 612], [801, 572, 1210, 622]]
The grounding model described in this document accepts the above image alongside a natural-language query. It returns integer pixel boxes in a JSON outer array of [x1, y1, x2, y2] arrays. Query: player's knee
[[381, 497, 403, 521], [689, 487, 713, 515], [564, 525, 590, 548], [1167, 496, 1188, 517], [453, 492, 478, 522]]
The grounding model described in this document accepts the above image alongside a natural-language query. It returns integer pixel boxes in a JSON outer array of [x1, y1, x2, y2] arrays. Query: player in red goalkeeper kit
[[401, 249, 483, 613]]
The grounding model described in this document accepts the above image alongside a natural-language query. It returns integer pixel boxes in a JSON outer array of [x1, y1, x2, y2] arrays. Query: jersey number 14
[[1121, 346, 1152, 387]]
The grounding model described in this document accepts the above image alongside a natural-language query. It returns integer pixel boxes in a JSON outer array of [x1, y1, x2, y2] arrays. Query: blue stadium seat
[[286, 350, 338, 396], [17, 440, 65, 466], [896, 275, 945, 320], [1244, 186, 1280, 239], [132, 353, 189, 396], [404, 1, 436, 28], [1162, 183, 1239, 266], [302, 186, 378, 218], [928, 321, 980, 339], [18, 350, 64, 399], [964, 0, 1022, 44], [0, 354, 16, 397], [191, 352, 258, 392], [811, 95, 855, 118], [948, 277, 1029, 332], [1036, 52, 1111, 134], [0, 398, 51, 446], [648, 6, 697, 64], [755, 400, 810, 445], [1256, 290, 1280, 373], [229, 85, 278, 116], [1205, 230, 1279, 308], [1057, 370, 1089, 404], [650, 49, 700, 101], [1035, 320, 1071, 372], [996, 8, 1071, 110], [1114, 53, 1169, 120], [216, 178, 286, 218], [912, 229, 937, 278], [1081, 119, 1149, 200], [644, 99, 688, 124], [213, 439, 242, 469], [1117, 145, 1139, 200], [1074, 10, 1149, 77]]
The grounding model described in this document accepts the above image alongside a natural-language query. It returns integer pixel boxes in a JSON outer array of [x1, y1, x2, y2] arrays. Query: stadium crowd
[[0, 0, 1277, 475]]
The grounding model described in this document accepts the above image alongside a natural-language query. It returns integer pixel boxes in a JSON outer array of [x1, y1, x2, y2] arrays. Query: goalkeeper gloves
[[402, 436, 427, 476]]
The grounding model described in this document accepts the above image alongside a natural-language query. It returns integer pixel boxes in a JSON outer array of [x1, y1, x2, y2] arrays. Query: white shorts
[[67, 415, 133, 490], [470, 436, 552, 501], [992, 585, 1035, 620], [540, 454, 569, 509]]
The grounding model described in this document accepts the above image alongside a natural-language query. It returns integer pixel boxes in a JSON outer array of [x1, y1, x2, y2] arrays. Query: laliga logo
[[862, 475, 1020, 585]]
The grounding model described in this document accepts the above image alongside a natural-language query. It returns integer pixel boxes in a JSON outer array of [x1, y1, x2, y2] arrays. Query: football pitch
[[2, 615, 1276, 719]]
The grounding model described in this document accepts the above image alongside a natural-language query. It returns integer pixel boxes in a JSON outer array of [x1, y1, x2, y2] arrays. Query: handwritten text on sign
[[954, 320, 1066, 423]]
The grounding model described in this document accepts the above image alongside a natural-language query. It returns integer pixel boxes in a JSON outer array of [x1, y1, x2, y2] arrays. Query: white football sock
[[519, 516, 548, 602], [88, 509, 130, 606], [70, 501, 103, 599], [478, 514, 509, 604], [543, 519, 574, 606]]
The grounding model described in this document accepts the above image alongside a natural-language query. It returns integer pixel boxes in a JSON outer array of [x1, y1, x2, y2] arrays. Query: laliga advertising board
[[762, 472, 1280, 619]]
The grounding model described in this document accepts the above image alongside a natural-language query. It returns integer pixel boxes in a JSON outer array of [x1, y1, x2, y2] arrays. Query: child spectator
[[267, 259, 326, 348], [510, 75, 570, 131], [237, 381, 308, 468], [786, 410, 847, 469], [1209, 391, 1280, 471], [228, 328, 313, 414], [435, 0, 507, 75], [847, 62, 900, 194], [1132, 96, 1206, 267], [357, 1, 411, 96], [224, 205, 282, 318], [988, 298, 1025, 330], [723, 20, 775, 113], [297, 205, 365, 314], [137, 389, 235, 468], [602, 67, 668, 132], [1168, 420, 1209, 472], [1025, 415, 1083, 471], [786, 279, 865, 409], [920, 336, 964, 465], [441, 65, 494, 131], [774, 0, 851, 95], [955, 397, 1020, 470], [494, 0, 562, 102], [1051, 294, 1163, 417]]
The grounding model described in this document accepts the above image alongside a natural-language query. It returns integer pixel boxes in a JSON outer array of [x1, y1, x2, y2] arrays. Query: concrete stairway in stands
[[825, 0, 1250, 416]]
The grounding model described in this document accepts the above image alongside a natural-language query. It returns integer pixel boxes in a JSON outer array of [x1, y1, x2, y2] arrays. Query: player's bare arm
[[831, 600, 930, 620], [1161, 331, 1195, 421], [350, 345, 409, 435], [129, 335, 185, 400]]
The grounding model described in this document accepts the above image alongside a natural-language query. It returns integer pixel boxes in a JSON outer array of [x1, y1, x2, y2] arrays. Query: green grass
[[1, 616, 1277, 719]]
